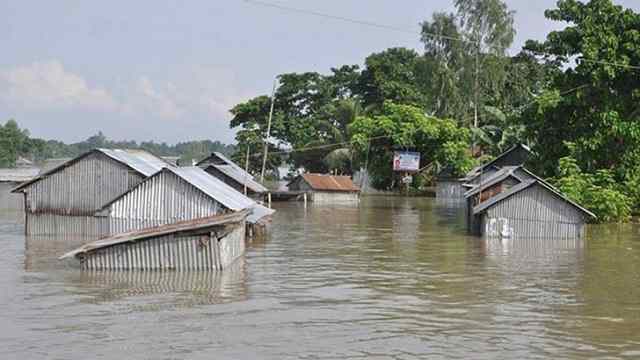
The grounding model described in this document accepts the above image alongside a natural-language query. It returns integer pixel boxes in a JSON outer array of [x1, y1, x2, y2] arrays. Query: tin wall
[[0, 182, 24, 212], [436, 180, 465, 201], [107, 171, 224, 234], [80, 223, 246, 271], [483, 185, 586, 239], [311, 191, 360, 203], [25, 152, 144, 215], [27, 213, 110, 238]]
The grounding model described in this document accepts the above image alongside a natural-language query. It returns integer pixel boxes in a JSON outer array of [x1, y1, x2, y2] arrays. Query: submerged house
[[201, 164, 268, 199], [197, 152, 268, 200], [11, 149, 171, 237], [436, 144, 533, 202], [0, 168, 40, 212], [95, 166, 274, 234], [63, 166, 274, 270], [287, 174, 360, 203], [466, 169, 595, 239]]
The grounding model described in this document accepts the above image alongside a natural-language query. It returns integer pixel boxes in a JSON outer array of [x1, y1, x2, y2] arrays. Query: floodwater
[[1, 196, 640, 359]]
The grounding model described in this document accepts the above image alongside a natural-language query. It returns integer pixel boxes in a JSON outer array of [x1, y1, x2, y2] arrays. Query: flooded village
[[3, 0, 640, 358]]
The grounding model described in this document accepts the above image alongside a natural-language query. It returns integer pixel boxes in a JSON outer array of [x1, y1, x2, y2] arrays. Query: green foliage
[[350, 102, 475, 189], [0, 119, 30, 167], [552, 155, 631, 223]]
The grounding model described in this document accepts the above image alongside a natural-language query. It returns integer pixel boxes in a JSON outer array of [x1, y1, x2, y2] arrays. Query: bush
[[552, 156, 631, 223]]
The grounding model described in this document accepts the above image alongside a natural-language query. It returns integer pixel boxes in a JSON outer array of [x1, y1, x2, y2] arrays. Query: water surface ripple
[[1, 197, 639, 359]]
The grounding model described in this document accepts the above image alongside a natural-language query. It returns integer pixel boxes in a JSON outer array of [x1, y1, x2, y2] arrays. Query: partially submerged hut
[[0, 168, 40, 212], [197, 152, 269, 200], [95, 166, 274, 234], [436, 144, 533, 202], [469, 177, 595, 239], [287, 174, 360, 203], [12, 149, 171, 237], [61, 210, 251, 271], [202, 164, 268, 200]]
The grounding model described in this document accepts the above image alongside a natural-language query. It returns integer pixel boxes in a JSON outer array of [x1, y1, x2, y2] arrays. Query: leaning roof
[[296, 174, 360, 192], [473, 179, 596, 219], [0, 168, 40, 182], [12, 149, 171, 193], [208, 164, 269, 193], [464, 166, 524, 198]]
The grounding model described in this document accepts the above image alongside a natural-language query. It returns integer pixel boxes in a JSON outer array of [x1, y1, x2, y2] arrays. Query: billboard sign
[[393, 151, 420, 172]]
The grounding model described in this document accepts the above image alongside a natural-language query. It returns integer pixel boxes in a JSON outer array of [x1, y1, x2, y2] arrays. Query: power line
[[249, 135, 390, 158], [243, 0, 474, 44], [245, 0, 640, 72]]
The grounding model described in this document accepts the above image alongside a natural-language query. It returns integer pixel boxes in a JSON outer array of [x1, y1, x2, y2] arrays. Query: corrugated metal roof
[[99, 148, 170, 177], [297, 174, 360, 192], [464, 166, 522, 198], [0, 168, 40, 182], [197, 152, 255, 180], [473, 179, 596, 219], [211, 164, 269, 193], [166, 167, 274, 223]]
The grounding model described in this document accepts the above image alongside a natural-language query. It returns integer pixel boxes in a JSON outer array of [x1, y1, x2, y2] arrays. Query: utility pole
[[260, 79, 277, 183], [244, 145, 250, 195]]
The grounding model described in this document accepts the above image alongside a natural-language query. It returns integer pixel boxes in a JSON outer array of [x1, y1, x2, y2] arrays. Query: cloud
[[0, 60, 117, 111], [0, 60, 244, 143]]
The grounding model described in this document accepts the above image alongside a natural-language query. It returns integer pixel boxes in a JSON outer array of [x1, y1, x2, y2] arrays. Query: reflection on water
[[1, 197, 640, 359]]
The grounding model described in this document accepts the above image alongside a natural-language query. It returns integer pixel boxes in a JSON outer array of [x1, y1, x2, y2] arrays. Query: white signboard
[[393, 151, 420, 172]]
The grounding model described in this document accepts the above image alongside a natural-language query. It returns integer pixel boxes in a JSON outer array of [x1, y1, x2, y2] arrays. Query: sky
[[1, 0, 638, 145]]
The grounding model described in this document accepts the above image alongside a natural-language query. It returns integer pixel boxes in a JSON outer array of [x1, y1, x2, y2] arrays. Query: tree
[[350, 102, 475, 189], [0, 119, 30, 167], [523, 0, 640, 178]]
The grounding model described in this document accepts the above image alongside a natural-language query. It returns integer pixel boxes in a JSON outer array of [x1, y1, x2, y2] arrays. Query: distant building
[[12, 149, 172, 237], [197, 152, 253, 180], [468, 174, 595, 239], [287, 174, 360, 203], [0, 168, 40, 212]]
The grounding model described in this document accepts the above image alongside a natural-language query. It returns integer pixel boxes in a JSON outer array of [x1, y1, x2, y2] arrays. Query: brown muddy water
[[1, 196, 640, 359]]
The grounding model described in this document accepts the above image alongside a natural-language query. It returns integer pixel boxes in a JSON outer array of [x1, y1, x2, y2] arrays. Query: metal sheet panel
[[483, 184, 587, 239], [79, 224, 245, 271], [211, 164, 269, 193], [98, 148, 170, 177]]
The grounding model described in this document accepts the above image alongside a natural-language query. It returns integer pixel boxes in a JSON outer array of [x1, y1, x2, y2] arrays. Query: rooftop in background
[[0, 168, 40, 183], [465, 144, 533, 180], [197, 152, 254, 180], [205, 164, 269, 194], [292, 174, 360, 192]]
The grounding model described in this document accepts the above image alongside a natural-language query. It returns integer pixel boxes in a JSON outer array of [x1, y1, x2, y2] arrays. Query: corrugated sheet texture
[[99, 148, 170, 177], [197, 152, 255, 180], [27, 214, 110, 237], [291, 174, 360, 192], [0, 182, 25, 212], [79, 224, 245, 270], [483, 184, 587, 239], [107, 169, 224, 234], [311, 191, 360, 203], [0, 168, 40, 182], [208, 164, 268, 194], [24, 151, 145, 215], [168, 167, 254, 211], [436, 180, 465, 200]]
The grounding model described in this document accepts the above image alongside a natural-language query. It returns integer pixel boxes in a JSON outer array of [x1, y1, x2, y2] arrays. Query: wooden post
[[303, 192, 307, 208], [268, 193, 272, 208], [244, 146, 250, 196]]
